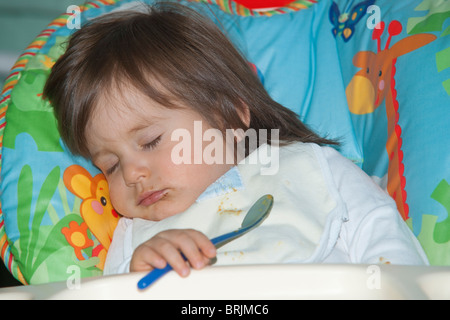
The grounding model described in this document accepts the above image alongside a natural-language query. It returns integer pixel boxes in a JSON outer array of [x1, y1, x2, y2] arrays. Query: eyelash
[[106, 162, 119, 176], [105, 135, 162, 176], [142, 135, 162, 151]]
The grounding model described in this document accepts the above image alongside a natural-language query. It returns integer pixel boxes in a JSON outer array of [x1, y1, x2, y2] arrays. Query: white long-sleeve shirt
[[104, 143, 428, 275]]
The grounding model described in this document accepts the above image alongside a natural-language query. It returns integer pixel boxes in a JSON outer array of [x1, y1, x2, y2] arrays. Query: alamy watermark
[[64, 264, 382, 292], [66, 265, 81, 290], [171, 121, 280, 175], [66, 5, 81, 30], [366, 265, 381, 290], [366, 5, 382, 30], [66, 4, 383, 30]]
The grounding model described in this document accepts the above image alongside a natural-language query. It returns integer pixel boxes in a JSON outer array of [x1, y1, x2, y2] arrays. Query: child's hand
[[130, 229, 217, 277]]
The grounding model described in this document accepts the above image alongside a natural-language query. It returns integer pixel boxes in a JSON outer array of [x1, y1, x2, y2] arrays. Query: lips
[[137, 189, 168, 207]]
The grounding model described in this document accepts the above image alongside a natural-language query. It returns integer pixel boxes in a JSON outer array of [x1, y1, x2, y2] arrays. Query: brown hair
[[44, 1, 337, 159]]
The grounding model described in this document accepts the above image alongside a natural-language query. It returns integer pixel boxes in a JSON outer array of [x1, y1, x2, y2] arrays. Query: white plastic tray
[[0, 264, 449, 300]]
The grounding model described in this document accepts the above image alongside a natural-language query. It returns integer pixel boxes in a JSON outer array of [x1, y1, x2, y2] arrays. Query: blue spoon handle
[[137, 264, 173, 290], [210, 227, 249, 246]]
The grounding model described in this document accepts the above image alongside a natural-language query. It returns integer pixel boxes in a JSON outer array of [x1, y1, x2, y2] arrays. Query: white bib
[[132, 143, 347, 265]]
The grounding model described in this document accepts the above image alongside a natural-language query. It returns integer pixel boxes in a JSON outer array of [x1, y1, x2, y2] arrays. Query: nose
[[122, 159, 151, 186]]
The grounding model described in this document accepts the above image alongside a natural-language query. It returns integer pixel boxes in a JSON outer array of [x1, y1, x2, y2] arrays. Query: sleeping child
[[43, 1, 428, 277]]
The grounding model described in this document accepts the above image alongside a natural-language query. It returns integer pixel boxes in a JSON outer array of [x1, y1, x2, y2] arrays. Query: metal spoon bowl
[[210, 194, 273, 249]]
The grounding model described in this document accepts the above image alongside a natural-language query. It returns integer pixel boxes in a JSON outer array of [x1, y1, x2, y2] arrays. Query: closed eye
[[142, 134, 162, 151], [103, 135, 162, 176], [106, 162, 119, 176]]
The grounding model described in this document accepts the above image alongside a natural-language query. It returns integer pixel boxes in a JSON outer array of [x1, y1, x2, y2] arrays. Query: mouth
[[137, 189, 168, 207]]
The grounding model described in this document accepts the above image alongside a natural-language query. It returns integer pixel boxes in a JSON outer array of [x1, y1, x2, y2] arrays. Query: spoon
[[137, 194, 274, 290]]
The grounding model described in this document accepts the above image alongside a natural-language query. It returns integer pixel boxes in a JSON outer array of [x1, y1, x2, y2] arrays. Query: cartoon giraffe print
[[345, 20, 436, 220]]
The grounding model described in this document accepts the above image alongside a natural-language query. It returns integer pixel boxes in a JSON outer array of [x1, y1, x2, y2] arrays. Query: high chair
[[0, 0, 449, 299]]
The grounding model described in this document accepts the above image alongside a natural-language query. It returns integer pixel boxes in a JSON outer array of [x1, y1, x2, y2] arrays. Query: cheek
[[107, 183, 129, 215], [172, 162, 230, 196]]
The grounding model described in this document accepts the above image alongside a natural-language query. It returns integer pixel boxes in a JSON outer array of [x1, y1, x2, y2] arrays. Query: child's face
[[85, 88, 233, 221]]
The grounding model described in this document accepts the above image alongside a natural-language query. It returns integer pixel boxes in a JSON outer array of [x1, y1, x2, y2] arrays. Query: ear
[[389, 34, 436, 59], [63, 165, 94, 200], [237, 102, 251, 128]]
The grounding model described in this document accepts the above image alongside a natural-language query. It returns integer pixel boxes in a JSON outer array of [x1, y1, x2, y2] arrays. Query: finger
[[177, 237, 209, 270], [181, 230, 217, 269], [155, 240, 191, 277], [151, 229, 217, 275], [187, 230, 217, 259], [158, 229, 216, 258], [130, 244, 167, 272]]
